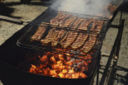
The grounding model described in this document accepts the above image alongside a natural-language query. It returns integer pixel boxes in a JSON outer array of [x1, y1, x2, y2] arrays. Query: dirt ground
[[0, 0, 128, 85]]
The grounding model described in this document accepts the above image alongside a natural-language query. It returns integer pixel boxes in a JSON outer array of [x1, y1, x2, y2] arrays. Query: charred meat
[[62, 16, 77, 28], [90, 20, 104, 33], [95, 20, 104, 33], [81, 34, 97, 53], [51, 29, 66, 47], [31, 22, 49, 41], [50, 12, 71, 27], [78, 19, 93, 31], [71, 33, 88, 50], [71, 18, 84, 29], [41, 28, 57, 45], [60, 31, 78, 48]]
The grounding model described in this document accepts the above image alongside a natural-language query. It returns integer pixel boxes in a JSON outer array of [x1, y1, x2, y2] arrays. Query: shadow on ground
[[3, 0, 52, 6], [0, 23, 29, 66], [115, 66, 128, 85], [0, 3, 22, 24], [0, 0, 51, 24]]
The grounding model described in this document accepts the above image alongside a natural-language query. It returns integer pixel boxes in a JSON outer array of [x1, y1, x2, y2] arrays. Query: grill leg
[[108, 19, 125, 85], [99, 10, 125, 85], [96, 54, 101, 85]]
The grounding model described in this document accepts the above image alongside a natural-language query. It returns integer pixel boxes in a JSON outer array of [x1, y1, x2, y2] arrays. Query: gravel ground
[[98, 11, 128, 85], [0, 0, 47, 45], [114, 12, 128, 85], [0, 0, 128, 85]]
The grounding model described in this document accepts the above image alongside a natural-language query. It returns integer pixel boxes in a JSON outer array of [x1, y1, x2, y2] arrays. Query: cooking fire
[[29, 48, 93, 79], [23, 11, 105, 79]]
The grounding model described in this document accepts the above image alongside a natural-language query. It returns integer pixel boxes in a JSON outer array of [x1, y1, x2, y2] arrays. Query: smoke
[[51, 0, 112, 16]]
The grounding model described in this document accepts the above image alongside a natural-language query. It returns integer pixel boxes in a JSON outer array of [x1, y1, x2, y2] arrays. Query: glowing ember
[[29, 48, 93, 79]]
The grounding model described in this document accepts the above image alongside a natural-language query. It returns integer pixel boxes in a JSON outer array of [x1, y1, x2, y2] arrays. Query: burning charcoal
[[43, 67, 50, 76], [39, 62, 48, 68], [65, 74, 72, 79], [65, 53, 70, 56], [59, 65, 65, 70], [87, 54, 92, 59], [40, 55, 48, 62], [28, 47, 92, 79], [79, 73, 87, 78], [83, 61, 88, 66], [72, 63, 77, 68], [50, 56, 56, 63], [72, 64, 80, 72], [70, 58, 75, 62], [74, 67, 79, 72], [87, 60, 92, 63], [57, 60, 63, 64], [81, 67, 86, 71], [52, 64, 60, 69], [75, 59, 82, 63], [66, 61, 73, 66], [62, 69, 68, 74], [72, 73, 80, 79], [68, 69, 74, 74], [66, 56, 71, 61], [58, 72, 65, 78], [29, 64, 37, 73], [50, 70, 57, 76], [58, 54, 64, 60]]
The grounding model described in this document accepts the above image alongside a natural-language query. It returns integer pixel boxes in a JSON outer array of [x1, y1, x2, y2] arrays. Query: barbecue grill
[[0, 0, 124, 85], [16, 7, 109, 79]]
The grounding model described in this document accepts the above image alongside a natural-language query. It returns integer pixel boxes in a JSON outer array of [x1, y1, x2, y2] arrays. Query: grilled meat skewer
[[50, 12, 71, 27], [60, 31, 78, 48], [90, 21, 97, 31], [31, 22, 49, 41], [62, 16, 77, 28], [90, 20, 104, 33], [71, 33, 88, 50], [71, 18, 84, 29], [81, 34, 97, 53], [95, 21, 104, 33], [51, 29, 66, 47], [78, 19, 94, 31], [41, 28, 57, 45]]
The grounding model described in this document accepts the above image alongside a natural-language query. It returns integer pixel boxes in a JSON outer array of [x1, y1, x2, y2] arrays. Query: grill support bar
[[99, 10, 125, 85]]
